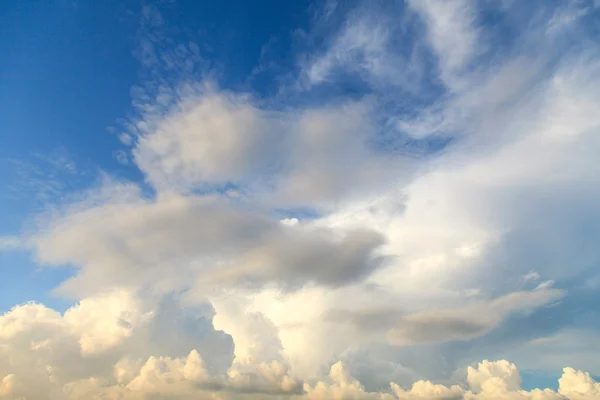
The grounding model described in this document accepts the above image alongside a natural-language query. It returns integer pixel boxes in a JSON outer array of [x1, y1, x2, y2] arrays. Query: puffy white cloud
[[558, 368, 600, 399], [63, 290, 153, 356], [129, 85, 400, 205], [6, 294, 596, 399], [302, 361, 396, 400], [0, 292, 300, 399], [467, 360, 522, 393], [60, 350, 301, 399], [391, 360, 574, 400], [133, 90, 282, 191], [299, 359, 600, 400], [124, 350, 208, 394], [392, 379, 464, 400]]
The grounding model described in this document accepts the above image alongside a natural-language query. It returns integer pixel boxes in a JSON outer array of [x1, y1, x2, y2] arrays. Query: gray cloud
[[29, 185, 385, 297], [326, 289, 564, 346]]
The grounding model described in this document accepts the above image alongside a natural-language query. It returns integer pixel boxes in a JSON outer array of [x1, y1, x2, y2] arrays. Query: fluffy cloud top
[[1, 294, 599, 399]]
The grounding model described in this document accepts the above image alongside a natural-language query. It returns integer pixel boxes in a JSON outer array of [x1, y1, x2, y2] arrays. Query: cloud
[[3, 0, 600, 398], [301, 13, 406, 90], [8, 343, 595, 399], [407, 0, 480, 90], [27, 184, 385, 296], [203, 227, 385, 289], [558, 367, 600, 399], [56, 290, 151, 356], [302, 359, 599, 400], [326, 288, 564, 346], [0, 237, 21, 251], [391, 360, 573, 400], [296, 1, 429, 96], [133, 89, 282, 191], [387, 289, 564, 345], [302, 360, 397, 399], [0, 291, 301, 399], [131, 87, 398, 204], [316, 49, 600, 294]]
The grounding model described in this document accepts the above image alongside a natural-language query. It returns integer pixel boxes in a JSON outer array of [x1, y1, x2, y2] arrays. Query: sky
[[1, 0, 600, 399]]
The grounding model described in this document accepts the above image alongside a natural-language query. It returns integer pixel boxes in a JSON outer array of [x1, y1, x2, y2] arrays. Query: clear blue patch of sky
[[272, 206, 321, 221], [0, 1, 138, 165], [520, 370, 560, 391], [131, 0, 314, 98], [0, 250, 75, 314]]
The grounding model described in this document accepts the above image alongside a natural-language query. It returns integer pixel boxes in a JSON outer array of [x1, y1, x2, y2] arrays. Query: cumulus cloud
[[0, 291, 300, 399], [7, 343, 595, 399], [128, 84, 402, 205], [133, 90, 282, 190], [301, 359, 599, 400]]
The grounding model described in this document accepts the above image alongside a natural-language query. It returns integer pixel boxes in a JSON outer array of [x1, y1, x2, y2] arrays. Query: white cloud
[[302, 361, 396, 399], [0, 291, 300, 399], [127, 85, 402, 205], [133, 90, 282, 191], [302, 16, 400, 89], [301, 359, 599, 400], [316, 51, 600, 299], [407, 0, 480, 90], [62, 290, 153, 356], [558, 367, 600, 399], [297, 2, 426, 94]]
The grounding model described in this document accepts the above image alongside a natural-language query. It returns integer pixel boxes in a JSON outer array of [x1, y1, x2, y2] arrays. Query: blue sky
[[1, 1, 600, 398]]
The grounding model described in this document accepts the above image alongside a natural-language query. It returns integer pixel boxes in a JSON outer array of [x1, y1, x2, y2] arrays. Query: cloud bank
[[1, 293, 599, 399]]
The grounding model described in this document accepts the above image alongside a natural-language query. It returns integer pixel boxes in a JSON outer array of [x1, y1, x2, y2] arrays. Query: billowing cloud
[[133, 90, 282, 190], [0, 291, 300, 399], [130, 87, 401, 205], [2, 299, 598, 400]]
